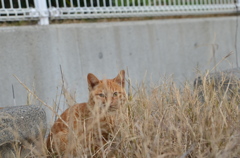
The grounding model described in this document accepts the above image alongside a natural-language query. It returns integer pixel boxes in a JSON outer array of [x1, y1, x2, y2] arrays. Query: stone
[[194, 68, 240, 103], [0, 105, 47, 158]]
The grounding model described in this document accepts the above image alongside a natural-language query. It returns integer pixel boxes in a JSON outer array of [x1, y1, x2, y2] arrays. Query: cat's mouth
[[100, 104, 118, 111]]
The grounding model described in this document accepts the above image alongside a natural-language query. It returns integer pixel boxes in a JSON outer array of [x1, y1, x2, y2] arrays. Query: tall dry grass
[[10, 74, 240, 158], [109, 79, 240, 158]]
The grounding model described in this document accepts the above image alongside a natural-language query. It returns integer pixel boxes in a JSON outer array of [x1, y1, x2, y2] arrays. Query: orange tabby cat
[[46, 70, 127, 157]]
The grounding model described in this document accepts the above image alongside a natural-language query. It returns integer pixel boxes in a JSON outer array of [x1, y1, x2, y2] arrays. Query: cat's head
[[87, 70, 127, 111]]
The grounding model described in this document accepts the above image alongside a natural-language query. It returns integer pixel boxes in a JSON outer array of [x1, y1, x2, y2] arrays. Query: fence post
[[238, 0, 240, 12], [35, 0, 49, 25]]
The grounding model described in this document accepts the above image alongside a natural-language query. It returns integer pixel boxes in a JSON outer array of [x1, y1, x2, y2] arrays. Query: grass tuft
[[9, 73, 240, 157]]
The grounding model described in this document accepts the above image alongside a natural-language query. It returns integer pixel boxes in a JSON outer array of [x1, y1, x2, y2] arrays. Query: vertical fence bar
[[109, 0, 112, 8], [143, 0, 146, 7], [127, 0, 130, 7], [10, 0, 13, 8], [1, 0, 5, 8], [168, 0, 171, 6], [90, 0, 93, 7], [132, 0, 135, 7], [103, 0, 106, 8], [149, 0, 151, 6], [195, 0, 198, 5], [77, 0, 80, 7], [97, 0, 100, 7], [84, 0, 87, 8], [163, 0, 166, 6], [63, 0, 67, 8], [26, 0, 29, 8], [48, 0, 52, 8], [17, 0, 21, 8], [153, 0, 156, 7], [56, 0, 59, 8], [178, 0, 181, 6], [238, 0, 240, 11], [35, 0, 49, 25]]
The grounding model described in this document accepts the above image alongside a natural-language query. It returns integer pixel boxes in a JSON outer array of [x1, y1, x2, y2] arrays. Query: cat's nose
[[105, 100, 111, 106]]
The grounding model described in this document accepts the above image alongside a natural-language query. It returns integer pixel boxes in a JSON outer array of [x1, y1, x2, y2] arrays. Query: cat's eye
[[98, 93, 105, 97], [113, 92, 118, 97]]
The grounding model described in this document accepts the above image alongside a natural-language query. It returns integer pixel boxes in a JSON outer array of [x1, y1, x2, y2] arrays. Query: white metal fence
[[0, 0, 239, 25]]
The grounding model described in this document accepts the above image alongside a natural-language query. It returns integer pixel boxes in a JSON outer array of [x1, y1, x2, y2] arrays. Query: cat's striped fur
[[46, 70, 127, 157]]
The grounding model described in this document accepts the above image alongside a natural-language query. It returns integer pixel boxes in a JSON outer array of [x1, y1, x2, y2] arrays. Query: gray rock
[[0, 105, 47, 158], [194, 68, 240, 102]]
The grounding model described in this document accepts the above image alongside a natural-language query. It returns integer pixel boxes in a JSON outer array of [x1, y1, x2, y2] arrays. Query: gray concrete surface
[[0, 17, 239, 121]]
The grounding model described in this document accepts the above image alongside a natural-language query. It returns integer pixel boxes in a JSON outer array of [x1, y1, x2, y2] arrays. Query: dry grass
[[5, 73, 240, 158]]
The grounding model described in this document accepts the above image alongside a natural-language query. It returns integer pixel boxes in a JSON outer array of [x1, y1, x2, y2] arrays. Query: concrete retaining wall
[[0, 17, 239, 120]]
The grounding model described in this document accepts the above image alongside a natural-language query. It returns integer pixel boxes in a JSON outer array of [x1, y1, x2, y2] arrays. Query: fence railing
[[0, 0, 239, 25]]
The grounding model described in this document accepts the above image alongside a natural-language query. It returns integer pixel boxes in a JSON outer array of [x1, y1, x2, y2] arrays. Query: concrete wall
[[0, 17, 239, 120]]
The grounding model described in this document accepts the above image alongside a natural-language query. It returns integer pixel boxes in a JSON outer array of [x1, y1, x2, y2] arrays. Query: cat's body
[[46, 70, 126, 157]]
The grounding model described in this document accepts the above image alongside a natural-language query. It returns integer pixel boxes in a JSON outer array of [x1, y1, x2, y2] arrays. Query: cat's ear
[[113, 70, 125, 88], [87, 73, 100, 90]]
